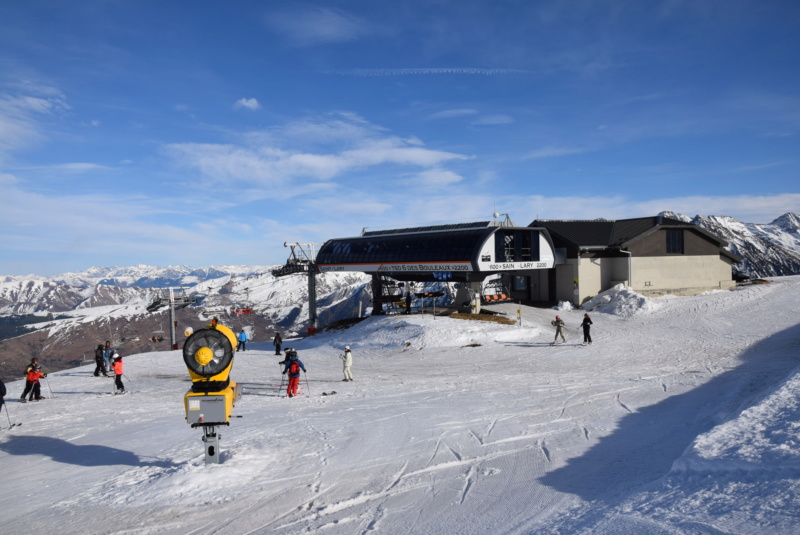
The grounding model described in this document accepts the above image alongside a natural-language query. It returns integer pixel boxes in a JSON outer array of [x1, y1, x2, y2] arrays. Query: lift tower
[[272, 242, 324, 334], [146, 287, 195, 349]]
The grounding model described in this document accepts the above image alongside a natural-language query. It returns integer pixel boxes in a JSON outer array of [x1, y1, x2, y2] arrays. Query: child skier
[[340, 346, 354, 382], [551, 315, 567, 344], [22, 364, 46, 402], [112, 354, 125, 394], [19, 358, 39, 401], [281, 350, 306, 398]]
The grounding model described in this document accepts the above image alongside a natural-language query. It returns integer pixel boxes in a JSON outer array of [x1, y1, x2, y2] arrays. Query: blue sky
[[1, 0, 799, 276]]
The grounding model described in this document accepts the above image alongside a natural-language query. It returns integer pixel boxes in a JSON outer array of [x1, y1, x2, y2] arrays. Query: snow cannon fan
[[182, 323, 243, 464]]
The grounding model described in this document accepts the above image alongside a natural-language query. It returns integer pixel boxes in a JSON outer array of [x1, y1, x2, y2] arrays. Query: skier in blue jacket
[[237, 329, 247, 351], [281, 350, 306, 398]]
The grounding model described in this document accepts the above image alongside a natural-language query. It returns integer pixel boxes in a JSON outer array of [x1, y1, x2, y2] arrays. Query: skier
[[103, 341, 115, 371], [340, 346, 354, 382], [112, 354, 125, 394], [0, 376, 6, 409], [581, 313, 593, 345], [273, 332, 283, 355], [281, 350, 306, 398], [19, 358, 40, 401], [94, 344, 110, 376], [551, 315, 567, 344], [22, 364, 46, 402], [237, 329, 247, 351]]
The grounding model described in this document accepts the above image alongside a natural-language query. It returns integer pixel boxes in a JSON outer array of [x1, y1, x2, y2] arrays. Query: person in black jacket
[[94, 344, 110, 376], [19, 358, 39, 401], [581, 313, 593, 345], [0, 377, 7, 409], [273, 332, 283, 355]]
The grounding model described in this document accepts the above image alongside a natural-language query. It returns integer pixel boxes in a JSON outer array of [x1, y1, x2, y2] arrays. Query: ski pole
[[3, 402, 12, 427], [278, 363, 285, 394], [122, 374, 134, 395], [44, 376, 55, 399], [304, 371, 311, 396]]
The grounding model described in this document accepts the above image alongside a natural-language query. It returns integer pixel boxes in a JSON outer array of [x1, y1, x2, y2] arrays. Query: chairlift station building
[[273, 215, 742, 329], [310, 215, 739, 312]]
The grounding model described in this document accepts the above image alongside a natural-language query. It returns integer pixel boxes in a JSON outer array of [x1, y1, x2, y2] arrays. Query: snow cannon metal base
[[182, 323, 243, 464]]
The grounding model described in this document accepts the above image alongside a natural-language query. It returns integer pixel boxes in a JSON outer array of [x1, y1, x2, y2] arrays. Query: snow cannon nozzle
[[181, 323, 243, 465]]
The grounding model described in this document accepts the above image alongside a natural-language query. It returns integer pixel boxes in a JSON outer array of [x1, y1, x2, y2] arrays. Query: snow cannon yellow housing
[[182, 323, 242, 428]]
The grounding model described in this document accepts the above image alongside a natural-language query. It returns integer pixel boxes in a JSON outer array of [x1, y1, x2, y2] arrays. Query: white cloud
[[427, 109, 480, 120], [523, 146, 588, 159], [323, 68, 530, 77], [49, 163, 111, 173], [163, 115, 471, 189], [401, 168, 463, 188], [0, 91, 69, 160], [267, 7, 371, 47], [234, 98, 261, 111], [471, 114, 514, 126]]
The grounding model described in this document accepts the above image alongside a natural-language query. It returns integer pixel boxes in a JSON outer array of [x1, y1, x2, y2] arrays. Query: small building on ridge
[[532, 215, 741, 305]]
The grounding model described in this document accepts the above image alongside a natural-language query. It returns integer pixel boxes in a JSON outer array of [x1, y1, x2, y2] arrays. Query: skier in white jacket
[[340, 346, 354, 382]]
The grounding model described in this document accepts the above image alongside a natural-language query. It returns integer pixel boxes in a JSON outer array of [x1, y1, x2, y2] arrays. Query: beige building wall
[[574, 256, 630, 305], [570, 255, 734, 304], [555, 262, 578, 304], [631, 255, 735, 295]]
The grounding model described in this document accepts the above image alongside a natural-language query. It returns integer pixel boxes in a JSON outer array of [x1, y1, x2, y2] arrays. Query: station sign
[[318, 262, 473, 273]]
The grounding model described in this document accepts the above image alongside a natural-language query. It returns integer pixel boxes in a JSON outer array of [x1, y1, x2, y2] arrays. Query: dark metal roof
[[362, 221, 494, 237], [532, 216, 715, 248], [316, 227, 496, 265], [529, 219, 615, 247]]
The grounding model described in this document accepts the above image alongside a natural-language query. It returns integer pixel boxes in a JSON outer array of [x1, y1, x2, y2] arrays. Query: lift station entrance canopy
[[315, 222, 556, 282]]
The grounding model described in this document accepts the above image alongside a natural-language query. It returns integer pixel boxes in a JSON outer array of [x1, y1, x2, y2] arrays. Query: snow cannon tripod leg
[[201, 426, 221, 465]]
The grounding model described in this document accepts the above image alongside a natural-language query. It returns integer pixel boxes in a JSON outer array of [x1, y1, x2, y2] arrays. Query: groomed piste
[[2, 276, 799, 534]]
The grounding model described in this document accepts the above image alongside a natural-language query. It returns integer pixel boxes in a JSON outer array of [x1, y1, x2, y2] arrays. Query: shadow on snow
[[539, 323, 800, 503], [0, 435, 178, 468]]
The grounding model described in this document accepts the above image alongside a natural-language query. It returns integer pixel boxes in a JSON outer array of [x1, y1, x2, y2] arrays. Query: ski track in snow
[[2, 277, 800, 533]]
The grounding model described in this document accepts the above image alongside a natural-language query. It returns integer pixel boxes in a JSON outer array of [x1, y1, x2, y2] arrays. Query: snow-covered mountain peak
[[771, 212, 800, 234]]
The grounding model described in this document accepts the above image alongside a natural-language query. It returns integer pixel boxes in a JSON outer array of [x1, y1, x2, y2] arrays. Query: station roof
[[532, 216, 701, 248], [362, 221, 495, 236]]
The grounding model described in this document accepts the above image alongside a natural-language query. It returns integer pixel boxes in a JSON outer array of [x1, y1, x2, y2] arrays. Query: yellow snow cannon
[[182, 322, 243, 464]]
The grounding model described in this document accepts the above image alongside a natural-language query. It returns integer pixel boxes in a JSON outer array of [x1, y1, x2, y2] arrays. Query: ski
[[1, 423, 22, 430], [96, 390, 137, 397]]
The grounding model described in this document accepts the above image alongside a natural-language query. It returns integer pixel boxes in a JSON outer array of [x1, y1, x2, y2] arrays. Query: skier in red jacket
[[112, 354, 125, 394], [281, 350, 306, 398], [22, 364, 46, 402]]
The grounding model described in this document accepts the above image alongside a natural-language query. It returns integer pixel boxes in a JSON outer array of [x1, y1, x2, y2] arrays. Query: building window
[[666, 229, 684, 254]]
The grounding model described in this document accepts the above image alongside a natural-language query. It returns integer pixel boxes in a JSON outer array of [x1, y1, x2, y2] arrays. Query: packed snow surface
[[2, 277, 800, 534]]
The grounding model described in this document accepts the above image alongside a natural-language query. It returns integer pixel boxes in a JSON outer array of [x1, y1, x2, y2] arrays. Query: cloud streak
[[321, 68, 530, 77], [266, 7, 372, 47]]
